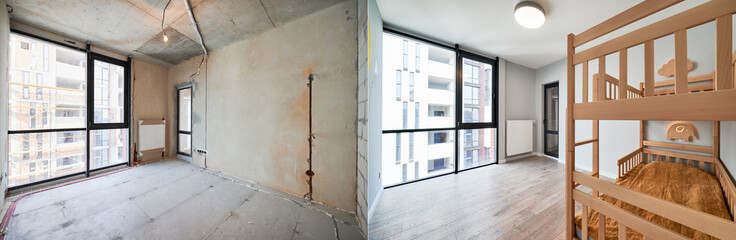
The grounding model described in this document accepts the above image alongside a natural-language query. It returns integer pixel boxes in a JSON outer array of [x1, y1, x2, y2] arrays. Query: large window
[[7, 33, 130, 188], [381, 31, 498, 187]]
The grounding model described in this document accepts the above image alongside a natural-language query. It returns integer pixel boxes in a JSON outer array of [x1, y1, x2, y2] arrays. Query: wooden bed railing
[[616, 148, 643, 178], [594, 73, 643, 100], [574, 172, 736, 240]]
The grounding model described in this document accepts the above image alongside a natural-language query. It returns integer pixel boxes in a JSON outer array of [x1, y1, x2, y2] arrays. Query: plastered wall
[[132, 60, 169, 161], [167, 1, 358, 211], [0, 0, 9, 206]]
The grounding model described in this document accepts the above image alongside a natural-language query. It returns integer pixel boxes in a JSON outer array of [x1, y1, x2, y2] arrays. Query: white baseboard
[[367, 187, 383, 224]]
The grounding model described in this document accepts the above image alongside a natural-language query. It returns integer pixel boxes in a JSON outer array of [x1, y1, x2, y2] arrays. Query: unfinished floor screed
[[5, 159, 364, 240]]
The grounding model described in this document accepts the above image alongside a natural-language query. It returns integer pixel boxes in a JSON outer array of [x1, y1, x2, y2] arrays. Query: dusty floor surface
[[5, 159, 364, 240]]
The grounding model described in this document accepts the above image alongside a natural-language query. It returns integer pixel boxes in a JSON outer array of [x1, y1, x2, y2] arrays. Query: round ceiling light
[[514, 1, 546, 29]]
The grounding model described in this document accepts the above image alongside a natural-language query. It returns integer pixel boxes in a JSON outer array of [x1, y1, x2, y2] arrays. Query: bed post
[[565, 33, 576, 240]]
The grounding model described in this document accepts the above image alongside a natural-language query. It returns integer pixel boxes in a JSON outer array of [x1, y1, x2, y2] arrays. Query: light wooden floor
[[369, 156, 568, 240]]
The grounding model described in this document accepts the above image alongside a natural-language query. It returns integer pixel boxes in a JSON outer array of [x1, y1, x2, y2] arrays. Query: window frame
[[381, 28, 499, 188], [7, 29, 132, 191], [176, 85, 193, 157]]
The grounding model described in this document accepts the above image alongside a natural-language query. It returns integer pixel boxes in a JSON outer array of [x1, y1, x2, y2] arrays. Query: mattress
[[574, 161, 732, 240]]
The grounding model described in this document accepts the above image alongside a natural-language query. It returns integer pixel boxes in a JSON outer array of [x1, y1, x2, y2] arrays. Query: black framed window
[[381, 29, 498, 188], [88, 53, 130, 171], [6, 31, 131, 190], [177, 87, 192, 156]]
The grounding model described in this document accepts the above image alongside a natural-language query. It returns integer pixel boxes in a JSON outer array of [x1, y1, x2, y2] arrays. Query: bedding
[[573, 161, 732, 240]]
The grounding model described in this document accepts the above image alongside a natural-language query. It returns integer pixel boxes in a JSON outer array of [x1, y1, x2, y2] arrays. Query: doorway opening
[[543, 82, 559, 158]]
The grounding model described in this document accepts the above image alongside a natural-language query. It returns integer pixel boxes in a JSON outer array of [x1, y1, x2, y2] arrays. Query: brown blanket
[[574, 161, 732, 240]]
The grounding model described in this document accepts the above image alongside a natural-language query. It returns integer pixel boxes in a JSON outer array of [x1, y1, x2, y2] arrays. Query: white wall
[[504, 61, 536, 158]]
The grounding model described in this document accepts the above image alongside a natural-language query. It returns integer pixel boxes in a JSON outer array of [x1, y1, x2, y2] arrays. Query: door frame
[[543, 82, 559, 158], [175, 84, 193, 157]]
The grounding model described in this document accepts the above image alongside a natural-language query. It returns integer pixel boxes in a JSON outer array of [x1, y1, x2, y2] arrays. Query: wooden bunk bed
[[565, 0, 736, 239]]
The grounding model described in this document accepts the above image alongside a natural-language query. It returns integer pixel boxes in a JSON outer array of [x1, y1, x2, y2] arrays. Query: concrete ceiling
[[6, 0, 344, 66], [376, 0, 709, 69]]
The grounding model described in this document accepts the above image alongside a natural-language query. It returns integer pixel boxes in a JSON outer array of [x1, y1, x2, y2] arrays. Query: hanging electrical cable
[[161, 0, 172, 42]]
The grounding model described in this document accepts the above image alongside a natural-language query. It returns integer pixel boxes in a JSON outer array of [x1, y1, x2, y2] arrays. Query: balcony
[[427, 116, 453, 128], [55, 90, 85, 105], [427, 89, 454, 105], [56, 62, 85, 82], [427, 142, 454, 160], [54, 116, 85, 128], [427, 60, 454, 80]]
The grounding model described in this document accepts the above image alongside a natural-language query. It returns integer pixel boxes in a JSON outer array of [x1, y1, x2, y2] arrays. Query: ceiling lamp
[[514, 1, 545, 29]]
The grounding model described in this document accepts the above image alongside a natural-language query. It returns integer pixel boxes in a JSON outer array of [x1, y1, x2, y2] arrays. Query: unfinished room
[[0, 0, 735, 239]]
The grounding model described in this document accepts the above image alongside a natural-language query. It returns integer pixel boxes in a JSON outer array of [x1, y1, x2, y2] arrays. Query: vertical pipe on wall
[[304, 74, 315, 201]]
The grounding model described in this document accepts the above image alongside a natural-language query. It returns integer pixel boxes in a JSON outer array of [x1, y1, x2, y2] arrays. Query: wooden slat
[[573, 90, 736, 121], [617, 148, 642, 165], [654, 73, 714, 87], [565, 34, 576, 240], [597, 57, 606, 101], [572, 0, 736, 65], [582, 204, 589, 240], [715, 14, 733, 90], [642, 140, 712, 153], [592, 119, 599, 197], [583, 61, 589, 103], [715, 157, 736, 219], [619, 222, 627, 240], [598, 212, 606, 239], [573, 173, 736, 239], [619, 49, 628, 100], [575, 138, 598, 147], [642, 148, 713, 163], [644, 40, 654, 97], [572, 0, 683, 47], [713, 121, 720, 160], [573, 190, 690, 240], [674, 29, 688, 94], [654, 83, 713, 95]]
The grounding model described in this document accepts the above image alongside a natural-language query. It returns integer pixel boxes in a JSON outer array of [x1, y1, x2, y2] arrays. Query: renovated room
[[0, 0, 735, 239]]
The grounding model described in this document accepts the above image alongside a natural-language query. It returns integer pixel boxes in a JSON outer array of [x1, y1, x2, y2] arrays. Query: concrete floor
[[5, 159, 364, 240]]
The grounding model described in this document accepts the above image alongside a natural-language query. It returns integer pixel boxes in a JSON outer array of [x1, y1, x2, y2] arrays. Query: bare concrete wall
[[166, 56, 207, 167], [132, 60, 169, 161], [0, 0, 9, 206], [167, 1, 358, 211]]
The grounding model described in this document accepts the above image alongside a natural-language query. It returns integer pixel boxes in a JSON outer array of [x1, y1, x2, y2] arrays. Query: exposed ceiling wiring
[[161, 0, 172, 42]]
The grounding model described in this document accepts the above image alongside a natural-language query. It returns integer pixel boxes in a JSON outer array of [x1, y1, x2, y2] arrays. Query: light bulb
[[163, 33, 169, 42], [514, 1, 546, 29]]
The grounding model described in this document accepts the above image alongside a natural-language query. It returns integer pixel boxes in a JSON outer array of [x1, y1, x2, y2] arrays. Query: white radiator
[[138, 119, 166, 156], [507, 120, 534, 156]]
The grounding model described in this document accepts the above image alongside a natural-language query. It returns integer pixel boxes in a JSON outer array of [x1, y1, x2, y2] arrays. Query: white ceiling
[[376, 0, 709, 69]]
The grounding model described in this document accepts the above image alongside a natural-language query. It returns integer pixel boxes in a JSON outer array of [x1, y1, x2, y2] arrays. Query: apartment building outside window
[[409, 72, 414, 102], [395, 70, 401, 101], [415, 43, 420, 72], [382, 30, 498, 187], [402, 40, 408, 70], [7, 32, 130, 189]]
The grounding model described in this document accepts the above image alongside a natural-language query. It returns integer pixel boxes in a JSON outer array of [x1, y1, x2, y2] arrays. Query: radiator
[[507, 120, 534, 156], [138, 119, 166, 156]]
